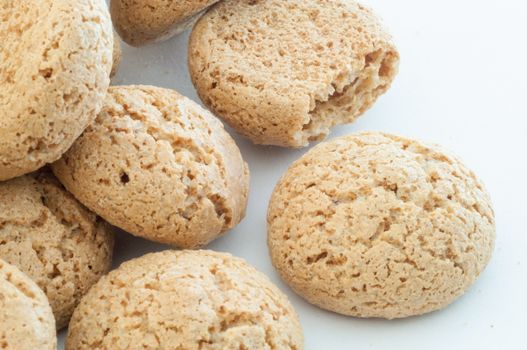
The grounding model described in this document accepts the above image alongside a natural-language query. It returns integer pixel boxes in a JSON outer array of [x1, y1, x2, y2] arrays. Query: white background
[[59, 1, 527, 348]]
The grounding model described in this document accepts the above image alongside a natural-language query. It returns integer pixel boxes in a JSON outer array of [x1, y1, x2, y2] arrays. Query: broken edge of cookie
[[295, 6, 400, 147], [299, 47, 399, 146]]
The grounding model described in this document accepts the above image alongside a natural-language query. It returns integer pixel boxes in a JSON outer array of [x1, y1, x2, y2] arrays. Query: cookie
[[268, 132, 496, 318], [111, 31, 122, 78], [189, 0, 399, 148], [52, 85, 249, 248], [0, 259, 56, 350], [0, 169, 114, 329], [0, 0, 113, 181], [111, 0, 220, 46], [66, 250, 303, 349]]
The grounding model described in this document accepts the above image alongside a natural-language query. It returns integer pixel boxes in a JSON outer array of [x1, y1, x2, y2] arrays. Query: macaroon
[[0, 0, 113, 181], [189, 0, 399, 147], [111, 0, 220, 46], [66, 250, 304, 349], [0, 169, 114, 329], [52, 85, 249, 248], [0, 259, 56, 350], [268, 132, 495, 318]]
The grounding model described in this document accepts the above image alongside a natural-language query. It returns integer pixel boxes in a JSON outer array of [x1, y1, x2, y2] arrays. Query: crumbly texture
[[66, 250, 304, 350], [268, 132, 496, 318], [111, 31, 122, 78], [0, 0, 113, 181], [0, 169, 114, 329], [111, 0, 219, 46], [52, 85, 250, 248], [189, 0, 399, 148], [0, 259, 56, 350]]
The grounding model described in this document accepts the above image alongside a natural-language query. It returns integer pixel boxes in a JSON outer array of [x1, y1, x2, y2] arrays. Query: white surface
[[59, 0, 527, 348]]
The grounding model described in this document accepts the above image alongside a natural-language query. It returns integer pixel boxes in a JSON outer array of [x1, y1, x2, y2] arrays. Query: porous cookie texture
[[0, 259, 56, 350], [0, 169, 114, 329], [66, 250, 304, 350], [111, 0, 220, 46], [52, 85, 250, 248], [0, 0, 113, 181], [189, 0, 399, 148], [111, 31, 122, 78], [268, 132, 496, 318]]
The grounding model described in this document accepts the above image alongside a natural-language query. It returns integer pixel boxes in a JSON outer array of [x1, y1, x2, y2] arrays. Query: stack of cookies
[[0, 1, 496, 349]]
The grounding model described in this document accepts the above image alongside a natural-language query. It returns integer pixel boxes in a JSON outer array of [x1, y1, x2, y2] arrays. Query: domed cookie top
[[189, 0, 399, 148], [268, 132, 495, 318], [66, 250, 304, 350], [111, 0, 220, 46], [0, 259, 56, 350], [52, 85, 249, 248], [0, 169, 114, 329], [0, 0, 113, 181]]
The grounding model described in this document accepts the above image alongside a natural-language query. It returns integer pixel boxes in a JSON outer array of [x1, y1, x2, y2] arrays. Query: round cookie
[[0, 169, 114, 329], [66, 250, 304, 350], [52, 85, 249, 248], [268, 132, 496, 318], [0, 0, 113, 181], [111, 0, 220, 46], [111, 31, 122, 78], [189, 0, 399, 148], [0, 259, 56, 350]]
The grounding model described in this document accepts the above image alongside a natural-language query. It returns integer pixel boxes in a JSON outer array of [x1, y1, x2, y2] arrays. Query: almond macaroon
[[0, 0, 113, 181], [66, 250, 304, 349], [111, 0, 220, 46], [52, 85, 249, 248], [189, 0, 399, 147], [268, 132, 495, 318], [0, 259, 56, 349], [0, 169, 114, 329]]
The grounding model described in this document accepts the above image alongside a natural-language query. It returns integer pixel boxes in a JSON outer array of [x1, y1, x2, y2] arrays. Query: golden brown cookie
[[0, 259, 56, 350], [52, 85, 249, 248], [0, 169, 114, 329], [111, 0, 220, 46], [268, 132, 496, 318], [189, 0, 399, 148], [0, 0, 113, 181], [66, 250, 303, 350]]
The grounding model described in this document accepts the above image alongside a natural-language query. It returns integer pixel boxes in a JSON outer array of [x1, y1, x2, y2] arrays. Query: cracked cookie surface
[[66, 250, 304, 350], [268, 132, 495, 318], [0, 0, 113, 181], [52, 85, 250, 248], [0, 169, 114, 329], [111, 0, 219, 46], [189, 0, 399, 147], [0, 259, 56, 350]]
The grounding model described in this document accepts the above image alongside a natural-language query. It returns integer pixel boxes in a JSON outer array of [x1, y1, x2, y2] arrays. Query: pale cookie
[[189, 0, 399, 148], [0, 169, 114, 329], [111, 31, 122, 78], [0, 259, 56, 350], [66, 250, 303, 350], [52, 85, 249, 248], [111, 0, 220, 46], [0, 0, 113, 181], [268, 132, 496, 318]]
